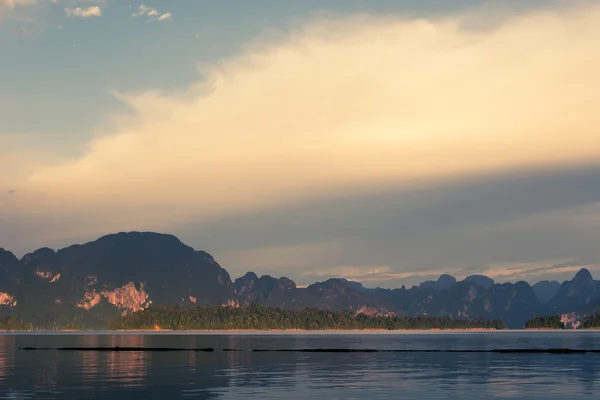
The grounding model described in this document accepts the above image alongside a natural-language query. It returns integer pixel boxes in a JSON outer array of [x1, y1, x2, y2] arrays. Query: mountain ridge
[[0, 232, 598, 328]]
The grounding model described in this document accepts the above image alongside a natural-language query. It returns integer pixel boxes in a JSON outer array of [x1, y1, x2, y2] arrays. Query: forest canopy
[[525, 315, 564, 329], [107, 305, 506, 331]]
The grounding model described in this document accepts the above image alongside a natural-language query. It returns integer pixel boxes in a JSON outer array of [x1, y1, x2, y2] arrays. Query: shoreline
[[3, 328, 600, 334], [116, 327, 501, 333], [4, 328, 600, 334], [524, 328, 562, 331], [0, 327, 500, 333], [2, 328, 503, 334]]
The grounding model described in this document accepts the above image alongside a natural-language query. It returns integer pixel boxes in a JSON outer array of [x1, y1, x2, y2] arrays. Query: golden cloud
[[0, 0, 36, 9], [7, 2, 600, 235]]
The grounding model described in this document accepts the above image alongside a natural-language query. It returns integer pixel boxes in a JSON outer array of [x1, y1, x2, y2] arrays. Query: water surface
[[1, 331, 599, 399]]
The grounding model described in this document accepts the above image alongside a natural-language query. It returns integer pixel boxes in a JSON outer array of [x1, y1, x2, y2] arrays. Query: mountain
[[0, 249, 19, 288], [1, 232, 600, 329], [374, 279, 540, 328], [418, 274, 457, 291], [4, 232, 233, 327], [0, 249, 19, 310], [233, 272, 296, 307], [463, 275, 495, 289], [532, 280, 560, 304], [234, 274, 395, 316], [547, 268, 600, 313]]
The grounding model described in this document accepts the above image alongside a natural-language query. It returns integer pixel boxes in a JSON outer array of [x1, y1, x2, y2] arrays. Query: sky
[[2, 0, 600, 288]]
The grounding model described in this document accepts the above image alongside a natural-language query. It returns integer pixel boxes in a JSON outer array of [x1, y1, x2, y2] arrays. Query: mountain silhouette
[[0, 232, 598, 328]]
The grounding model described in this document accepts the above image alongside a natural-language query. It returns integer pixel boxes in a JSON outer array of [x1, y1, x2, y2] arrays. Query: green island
[[106, 305, 506, 331], [1, 306, 506, 331], [525, 312, 600, 329], [582, 311, 600, 329], [525, 315, 564, 329]]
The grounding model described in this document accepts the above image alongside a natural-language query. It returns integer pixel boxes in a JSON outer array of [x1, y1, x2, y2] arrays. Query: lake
[[1, 331, 600, 399]]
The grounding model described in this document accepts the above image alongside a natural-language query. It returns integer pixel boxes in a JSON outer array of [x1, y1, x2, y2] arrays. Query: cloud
[[157, 12, 170, 21], [0, 0, 36, 9], [0, 0, 35, 23], [300, 265, 432, 283], [218, 241, 345, 277], [65, 6, 101, 18], [300, 261, 600, 286], [170, 165, 600, 287], [4, 3, 600, 281], [132, 5, 157, 17], [132, 4, 170, 22], [20, 4, 600, 222]]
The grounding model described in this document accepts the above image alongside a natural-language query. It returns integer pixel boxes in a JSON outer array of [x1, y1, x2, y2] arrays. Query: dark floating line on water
[[16, 347, 599, 354], [248, 348, 600, 354], [18, 347, 215, 352]]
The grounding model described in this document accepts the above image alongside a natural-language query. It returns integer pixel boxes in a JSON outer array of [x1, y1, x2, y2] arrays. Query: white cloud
[[64, 6, 101, 18], [157, 12, 170, 21], [132, 4, 170, 22], [5, 2, 600, 246]]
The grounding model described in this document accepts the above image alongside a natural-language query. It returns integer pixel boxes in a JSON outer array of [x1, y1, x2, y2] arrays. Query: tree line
[[526, 312, 600, 329], [0, 316, 29, 331], [582, 311, 600, 328], [107, 304, 506, 331], [525, 315, 564, 329]]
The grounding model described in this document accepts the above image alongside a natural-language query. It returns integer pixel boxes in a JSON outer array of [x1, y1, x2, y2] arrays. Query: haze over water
[[0, 332, 599, 399]]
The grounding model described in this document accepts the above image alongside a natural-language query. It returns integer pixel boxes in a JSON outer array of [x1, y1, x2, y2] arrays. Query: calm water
[[1, 331, 600, 399]]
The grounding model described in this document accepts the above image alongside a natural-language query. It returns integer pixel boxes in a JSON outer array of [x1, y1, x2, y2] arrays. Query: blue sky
[[2, 0, 600, 287]]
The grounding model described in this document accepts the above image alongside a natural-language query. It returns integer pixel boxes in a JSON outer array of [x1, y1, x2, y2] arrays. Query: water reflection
[[0, 336, 11, 383], [102, 335, 147, 388], [0, 333, 598, 398]]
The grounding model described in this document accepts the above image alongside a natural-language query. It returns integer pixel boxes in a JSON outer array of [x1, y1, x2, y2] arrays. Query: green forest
[[525, 312, 600, 329], [106, 305, 506, 331], [582, 311, 600, 328], [0, 316, 29, 331], [525, 315, 564, 329]]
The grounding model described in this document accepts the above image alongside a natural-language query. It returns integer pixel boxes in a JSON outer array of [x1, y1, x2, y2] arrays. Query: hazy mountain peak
[[438, 274, 456, 282], [0, 249, 18, 266], [53, 232, 199, 266], [573, 268, 593, 282], [437, 274, 457, 286], [418, 274, 457, 291], [239, 272, 259, 282], [20, 247, 56, 266], [463, 275, 495, 289], [90, 231, 190, 250], [532, 280, 560, 304], [278, 277, 296, 289]]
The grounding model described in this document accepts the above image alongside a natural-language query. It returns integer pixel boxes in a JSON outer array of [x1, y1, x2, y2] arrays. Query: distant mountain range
[[0, 232, 597, 328]]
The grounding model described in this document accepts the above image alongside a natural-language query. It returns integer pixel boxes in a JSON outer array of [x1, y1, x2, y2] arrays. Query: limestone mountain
[[0, 249, 19, 307], [2, 232, 233, 327], [462, 275, 495, 289], [547, 268, 600, 313], [1, 232, 600, 328], [532, 280, 561, 304], [418, 274, 457, 291]]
